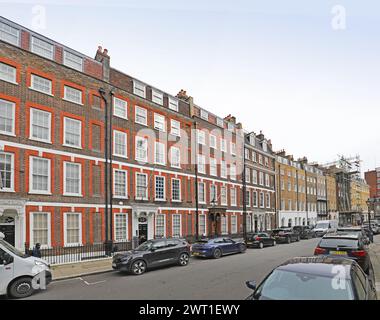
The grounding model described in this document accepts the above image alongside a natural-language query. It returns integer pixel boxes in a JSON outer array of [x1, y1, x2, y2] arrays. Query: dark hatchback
[[245, 256, 377, 300], [292, 226, 315, 239], [271, 228, 300, 244], [314, 233, 371, 274], [112, 238, 191, 275], [246, 232, 276, 249]]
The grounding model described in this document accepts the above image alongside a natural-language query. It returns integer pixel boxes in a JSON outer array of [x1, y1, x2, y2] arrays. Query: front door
[[138, 224, 148, 244], [0, 225, 15, 246]]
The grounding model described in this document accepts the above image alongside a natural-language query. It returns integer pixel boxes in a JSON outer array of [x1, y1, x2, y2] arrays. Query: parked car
[[191, 237, 246, 258], [313, 220, 338, 237], [245, 256, 377, 300], [336, 227, 370, 245], [271, 228, 300, 244], [112, 238, 191, 275], [292, 226, 315, 239], [314, 233, 372, 274], [363, 222, 380, 234], [0, 232, 52, 299], [246, 232, 276, 249]]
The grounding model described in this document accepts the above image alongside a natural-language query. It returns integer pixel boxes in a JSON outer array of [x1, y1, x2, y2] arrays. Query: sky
[[1, 0, 379, 175]]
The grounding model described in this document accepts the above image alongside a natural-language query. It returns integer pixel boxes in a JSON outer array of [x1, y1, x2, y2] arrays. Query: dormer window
[[227, 123, 234, 132], [200, 109, 208, 121], [133, 80, 146, 98], [168, 97, 178, 111], [152, 89, 163, 105], [216, 117, 224, 128]]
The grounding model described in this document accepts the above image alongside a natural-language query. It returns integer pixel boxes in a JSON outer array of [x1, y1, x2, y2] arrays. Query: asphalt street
[[25, 238, 320, 300]]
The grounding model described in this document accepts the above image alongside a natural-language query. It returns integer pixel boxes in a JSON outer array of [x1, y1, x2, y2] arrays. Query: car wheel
[[239, 244, 247, 253], [272, 240, 276, 246], [213, 248, 222, 259], [8, 277, 34, 299], [287, 237, 291, 244], [131, 260, 147, 275], [258, 242, 264, 249], [178, 253, 190, 266]]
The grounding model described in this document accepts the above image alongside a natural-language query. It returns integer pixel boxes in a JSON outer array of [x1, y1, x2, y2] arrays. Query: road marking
[[78, 277, 106, 286]]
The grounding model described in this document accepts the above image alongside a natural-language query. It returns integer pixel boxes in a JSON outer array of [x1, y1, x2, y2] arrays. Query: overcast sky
[[1, 0, 379, 174]]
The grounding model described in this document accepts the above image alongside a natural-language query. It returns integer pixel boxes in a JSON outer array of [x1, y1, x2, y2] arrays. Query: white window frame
[[63, 50, 83, 72], [230, 188, 237, 206], [197, 130, 206, 145], [135, 136, 148, 162], [172, 214, 182, 237], [245, 167, 251, 183], [63, 85, 82, 105], [63, 117, 82, 149], [210, 135, 217, 149], [135, 172, 148, 200], [200, 109, 209, 120], [265, 173, 270, 187], [230, 142, 236, 156], [171, 178, 181, 202], [63, 212, 82, 247], [0, 62, 17, 84], [221, 186, 227, 206], [0, 98, 15, 136], [216, 117, 224, 128], [113, 169, 128, 199], [31, 36, 54, 60], [154, 113, 166, 132], [170, 146, 181, 168], [221, 160, 227, 179], [199, 214, 207, 236], [266, 193, 271, 208], [210, 157, 217, 176], [155, 175, 166, 201], [152, 89, 163, 105], [245, 190, 251, 206], [30, 212, 51, 248], [170, 119, 180, 137], [210, 184, 217, 204], [133, 80, 146, 98], [198, 182, 206, 204], [197, 154, 206, 174], [30, 74, 53, 95], [29, 156, 51, 194], [247, 215, 252, 233], [0, 21, 20, 46], [155, 214, 166, 238], [135, 105, 147, 126], [0, 152, 14, 192], [113, 97, 128, 119], [221, 216, 228, 235], [30, 108, 51, 143], [253, 191, 258, 207], [260, 192, 265, 208], [114, 213, 128, 242], [154, 141, 166, 165], [231, 215, 238, 234], [168, 96, 179, 111], [230, 164, 236, 181], [63, 162, 82, 197], [113, 130, 128, 158]]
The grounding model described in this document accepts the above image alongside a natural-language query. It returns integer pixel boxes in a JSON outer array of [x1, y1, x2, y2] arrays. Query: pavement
[[369, 235, 380, 296]]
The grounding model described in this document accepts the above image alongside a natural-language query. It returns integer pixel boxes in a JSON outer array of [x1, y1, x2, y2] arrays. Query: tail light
[[255, 236, 261, 241], [351, 250, 367, 257], [314, 247, 327, 255]]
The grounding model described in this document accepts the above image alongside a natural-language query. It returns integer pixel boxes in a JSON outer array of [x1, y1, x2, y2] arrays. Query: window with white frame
[[221, 160, 227, 178], [216, 117, 224, 127], [259, 172, 264, 186], [113, 130, 127, 158], [227, 123, 234, 132], [63, 51, 83, 71], [265, 157, 269, 167], [245, 190, 251, 206], [252, 170, 258, 184], [245, 167, 250, 183], [135, 106, 147, 125], [0, 152, 14, 191], [136, 173, 148, 199], [247, 215, 252, 232], [0, 21, 19, 46], [221, 186, 227, 205], [210, 157, 217, 176], [155, 214, 166, 237], [198, 182, 205, 203], [231, 215, 237, 233], [31, 36, 54, 60], [230, 188, 237, 206], [259, 154, 263, 165], [230, 142, 236, 155], [288, 199, 292, 211], [221, 216, 228, 234], [154, 113, 166, 132], [152, 89, 163, 105], [260, 192, 264, 208], [209, 134, 217, 149], [197, 130, 206, 145], [133, 80, 146, 98], [114, 169, 128, 198], [210, 184, 217, 204], [155, 176, 165, 200], [253, 191, 258, 207], [113, 97, 128, 119], [154, 141, 166, 165], [30, 108, 51, 143], [114, 214, 128, 241], [30, 157, 50, 194], [64, 85, 82, 104], [200, 109, 208, 120], [230, 164, 236, 180], [197, 154, 206, 174], [64, 162, 81, 196], [266, 193, 271, 208], [0, 98, 15, 135], [265, 173, 270, 187], [245, 148, 250, 160], [170, 146, 180, 168], [220, 139, 227, 152], [199, 214, 206, 236], [170, 119, 180, 136], [168, 97, 178, 111], [172, 178, 181, 201], [172, 214, 181, 237], [64, 117, 81, 148], [135, 136, 147, 162], [0, 62, 16, 83], [31, 212, 50, 247], [30, 74, 52, 95], [64, 212, 82, 246], [252, 152, 257, 162]]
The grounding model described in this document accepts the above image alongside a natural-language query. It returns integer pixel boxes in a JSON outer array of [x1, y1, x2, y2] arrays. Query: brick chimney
[[176, 89, 188, 100], [95, 46, 110, 82]]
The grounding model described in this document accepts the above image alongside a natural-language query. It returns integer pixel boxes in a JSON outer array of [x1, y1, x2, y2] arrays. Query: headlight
[[120, 255, 132, 262], [35, 261, 48, 267]]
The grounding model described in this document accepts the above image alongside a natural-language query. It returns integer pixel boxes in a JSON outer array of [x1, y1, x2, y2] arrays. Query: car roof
[[277, 256, 354, 279], [337, 227, 362, 231], [150, 238, 182, 243], [322, 233, 359, 239]]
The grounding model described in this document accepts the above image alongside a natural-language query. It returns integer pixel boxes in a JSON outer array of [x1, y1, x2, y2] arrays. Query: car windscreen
[[194, 240, 209, 244], [256, 269, 354, 300], [319, 238, 359, 249], [135, 241, 153, 251], [0, 239, 28, 258], [315, 223, 330, 229]]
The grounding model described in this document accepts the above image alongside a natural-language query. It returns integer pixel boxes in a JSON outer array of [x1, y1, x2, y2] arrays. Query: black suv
[[112, 238, 191, 275], [292, 226, 315, 239], [271, 228, 300, 244]]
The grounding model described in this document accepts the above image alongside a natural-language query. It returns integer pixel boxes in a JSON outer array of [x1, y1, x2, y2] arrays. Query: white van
[[0, 232, 52, 298], [313, 220, 338, 237]]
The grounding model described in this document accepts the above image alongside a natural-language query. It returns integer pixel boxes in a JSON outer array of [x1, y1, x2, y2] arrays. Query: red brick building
[[0, 17, 276, 250]]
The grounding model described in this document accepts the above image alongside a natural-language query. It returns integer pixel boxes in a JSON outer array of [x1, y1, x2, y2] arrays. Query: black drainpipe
[[109, 89, 114, 252], [193, 118, 199, 241]]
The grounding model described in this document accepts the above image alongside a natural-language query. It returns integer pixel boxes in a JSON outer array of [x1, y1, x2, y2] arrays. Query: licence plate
[[112, 263, 117, 267], [192, 252, 200, 255], [329, 250, 347, 256]]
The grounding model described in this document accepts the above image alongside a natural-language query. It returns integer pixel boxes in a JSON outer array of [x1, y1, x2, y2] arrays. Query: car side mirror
[[246, 280, 257, 291], [3, 253, 13, 265], [150, 247, 156, 252]]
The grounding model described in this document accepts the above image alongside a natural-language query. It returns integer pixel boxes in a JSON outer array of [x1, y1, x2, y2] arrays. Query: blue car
[[191, 237, 246, 259]]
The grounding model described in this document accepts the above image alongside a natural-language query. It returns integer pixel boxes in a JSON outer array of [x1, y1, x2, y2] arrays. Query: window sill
[[63, 143, 82, 150], [171, 200, 182, 203], [0, 132, 16, 137], [64, 243, 83, 248], [0, 79, 18, 85], [62, 98, 84, 106], [29, 87, 54, 97], [28, 191, 52, 195], [135, 121, 148, 126], [0, 189, 15, 193], [63, 194, 83, 197], [155, 199, 167, 202], [114, 196, 128, 200], [113, 154, 128, 159], [113, 114, 128, 120], [29, 137, 52, 144]]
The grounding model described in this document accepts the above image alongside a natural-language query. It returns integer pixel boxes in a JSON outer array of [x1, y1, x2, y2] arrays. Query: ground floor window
[[64, 212, 82, 246], [31, 212, 50, 247], [199, 214, 206, 236], [155, 214, 166, 238], [114, 213, 128, 241], [246, 215, 252, 232], [231, 215, 237, 234], [172, 214, 181, 237], [221, 216, 228, 234]]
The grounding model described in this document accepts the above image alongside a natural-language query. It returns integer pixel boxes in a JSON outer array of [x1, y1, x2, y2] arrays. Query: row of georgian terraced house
[[0, 16, 276, 252]]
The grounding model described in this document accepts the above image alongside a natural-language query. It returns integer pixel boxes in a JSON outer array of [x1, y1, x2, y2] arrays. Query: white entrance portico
[[132, 205, 158, 241]]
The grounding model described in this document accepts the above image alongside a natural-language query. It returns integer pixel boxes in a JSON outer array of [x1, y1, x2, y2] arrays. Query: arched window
[[302, 218, 306, 226], [288, 218, 292, 227], [281, 217, 285, 227]]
